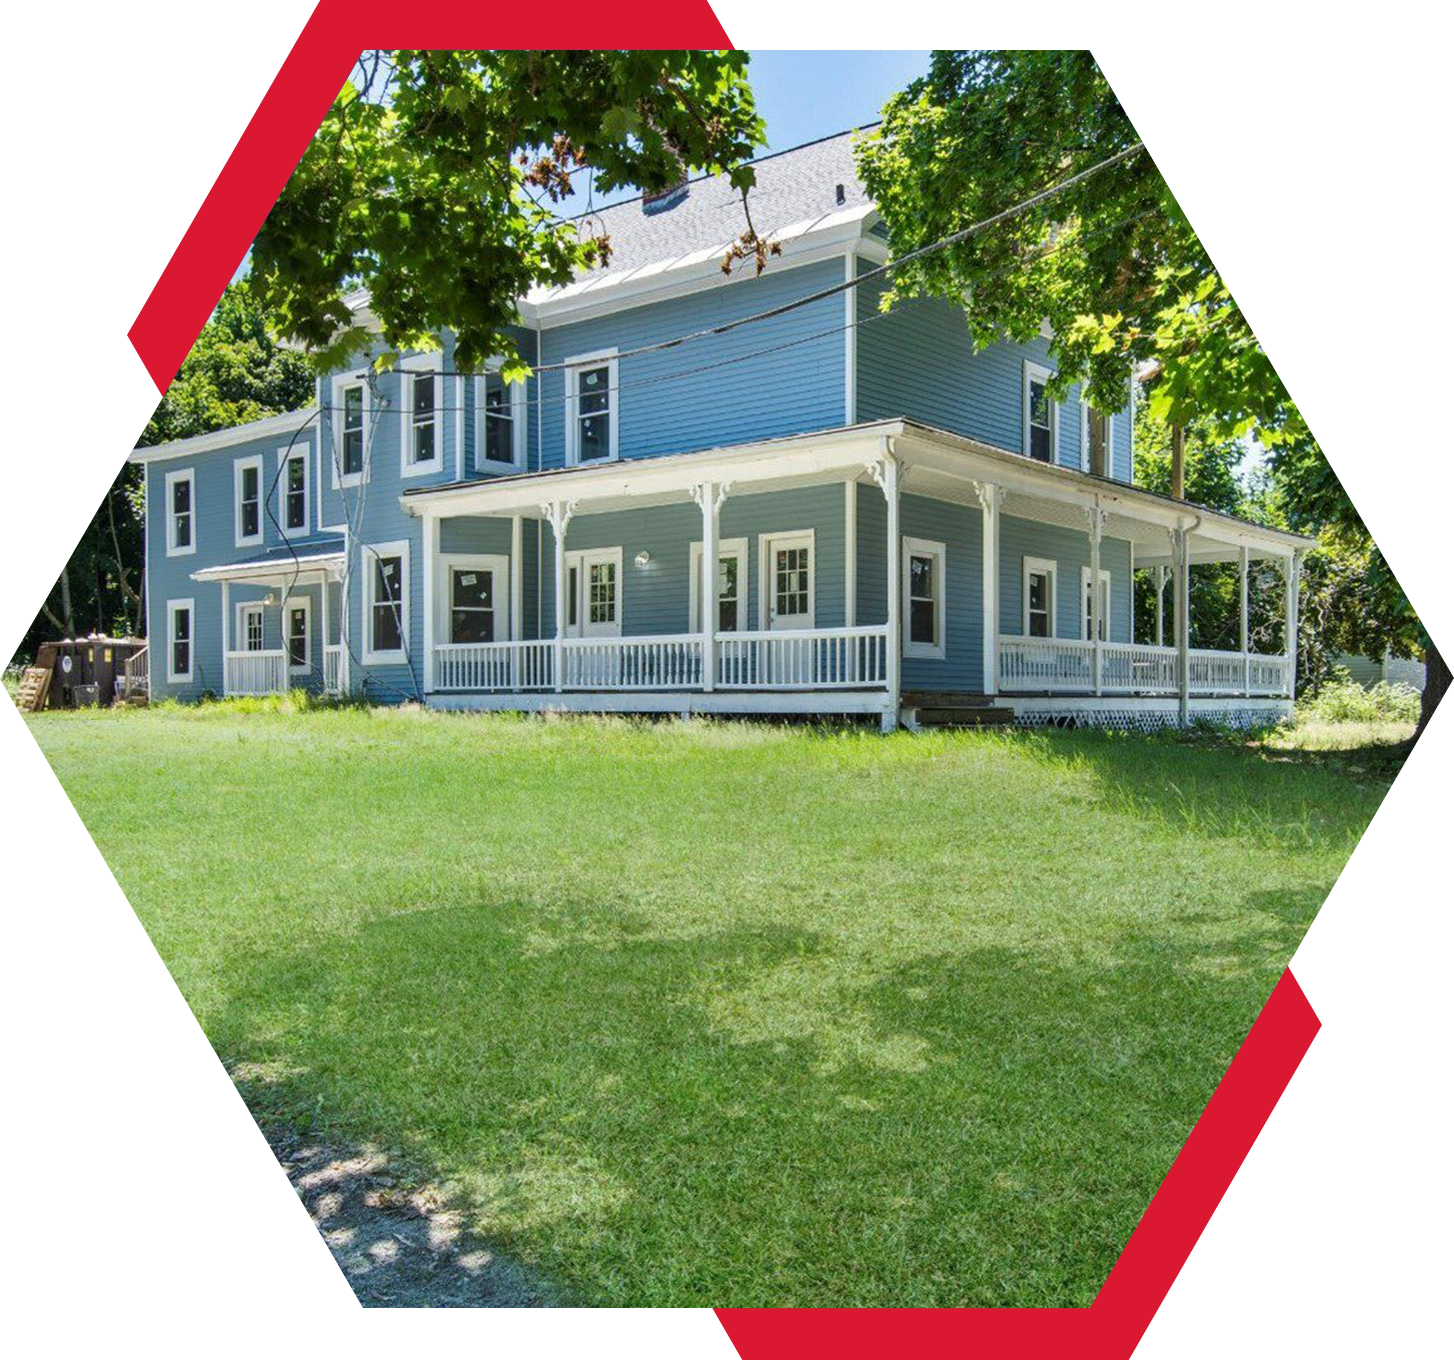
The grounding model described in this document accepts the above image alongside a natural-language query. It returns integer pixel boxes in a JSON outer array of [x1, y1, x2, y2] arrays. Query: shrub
[[1297, 672, 1419, 726]]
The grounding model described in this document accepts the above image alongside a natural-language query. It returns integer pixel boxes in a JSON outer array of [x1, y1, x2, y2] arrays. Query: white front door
[[566, 550, 623, 638], [238, 603, 265, 651], [762, 533, 814, 631]]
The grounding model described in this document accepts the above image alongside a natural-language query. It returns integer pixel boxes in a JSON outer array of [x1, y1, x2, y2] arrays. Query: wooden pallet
[[15, 666, 53, 713]]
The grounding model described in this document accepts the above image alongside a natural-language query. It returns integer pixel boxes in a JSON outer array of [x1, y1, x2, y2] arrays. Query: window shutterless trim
[[398, 354, 444, 479], [475, 365, 528, 471], [563, 348, 620, 466], [330, 375, 370, 489], [234, 454, 263, 548], [285, 594, 312, 673], [361, 539, 410, 666], [277, 444, 311, 539], [1022, 555, 1058, 637], [166, 598, 194, 682], [164, 468, 196, 557], [1022, 360, 1058, 465], [438, 553, 510, 645], [902, 536, 947, 660]]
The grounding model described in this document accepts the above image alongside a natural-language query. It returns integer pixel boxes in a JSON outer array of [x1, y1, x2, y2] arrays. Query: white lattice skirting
[[1006, 696, 1292, 733]]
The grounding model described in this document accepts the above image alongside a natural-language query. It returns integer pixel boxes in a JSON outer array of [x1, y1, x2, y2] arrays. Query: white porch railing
[[324, 645, 344, 695], [999, 636, 1292, 697], [431, 625, 891, 694], [225, 649, 289, 697]]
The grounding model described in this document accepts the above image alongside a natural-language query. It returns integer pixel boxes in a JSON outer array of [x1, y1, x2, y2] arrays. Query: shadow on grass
[[215, 872, 1322, 1309]]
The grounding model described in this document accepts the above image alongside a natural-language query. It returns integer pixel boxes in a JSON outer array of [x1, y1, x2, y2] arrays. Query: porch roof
[[190, 538, 345, 587], [400, 420, 1313, 564]]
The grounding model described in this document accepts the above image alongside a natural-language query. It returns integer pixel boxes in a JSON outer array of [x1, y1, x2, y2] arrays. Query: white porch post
[[693, 480, 721, 692], [1239, 545, 1250, 697], [510, 514, 524, 690], [1284, 549, 1303, 700], [1087, 502, 1104, 696], [1173, 527, 1190, 725], [220, 579, 231, 696], [545, 500, 575, 693], [868, 447, 902, 731], [1155, 565, 1166, 647], [422, 510, 439, 695], [320, 575, 331, 690], [974, 481, 1002, 696], [844, 477, 858, 683]]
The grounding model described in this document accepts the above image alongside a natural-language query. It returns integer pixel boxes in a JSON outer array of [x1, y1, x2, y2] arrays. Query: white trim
[[564, 349, 620, 466], [236, 600, 265, 653], [233, 454, 264, 549], [1022, 555, 1058, 638], [331, 374, 371, 489], [166, 598, 194, 683], [1080, 565, 1112, 642], [397, 353, 444, 479], [902, 536, 947, 660], [1022, 361, 1059, 465], [688, 537, 749, 633], [843, 479, 857, 628], [130, 407, 316, 464], [843, 250, 857, 425], [563, 546, 624, 637], [164, 468, 196, 557], [277, 443, 311, 539], [438, 552, 510, 646], [758, 529, 816, 631], [475, 365, 528, 471], [284, 594, 313, 674], [361, 539, 411, 666]]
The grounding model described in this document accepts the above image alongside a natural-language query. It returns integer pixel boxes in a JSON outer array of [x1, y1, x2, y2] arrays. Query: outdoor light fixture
[[635, 551, 651, 568], [263, 592, 277, 606]]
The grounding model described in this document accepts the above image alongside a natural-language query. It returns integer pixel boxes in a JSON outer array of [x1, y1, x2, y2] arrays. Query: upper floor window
[[234, 456, 262, 547], [279, 446, 309, 536], [565, 351, 618, 464], [1082, 404, 1112, 478], [902, 537, 946, 659], [477, 369, 525, 469], [333, 378, 367, 484], [1023, 362, 1057, 464], [165, 469, 195, 556], [400, 360, 443, 476], [1023, 556, 1057, 638]]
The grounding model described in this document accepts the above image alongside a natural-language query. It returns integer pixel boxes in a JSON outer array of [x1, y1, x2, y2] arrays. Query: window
[[1023, 556, 1057, 638], [363, 541, 409, 663], [333, 378, 367, 483], [1023, 362, 1058, 464], [165, 469, 195, 556], [279, 447, 309, 535], [689, 539, 748, 632], [1082, 567, 1112, 642], [286, 598, 311, 673], [902, 537, 947, 659], [441, 556, 508, 644], [399, 360, 442, 475], [1082, 404, 1112, 478], [237, 602, 264, 652], [477, 370, 524, 469], [235, 457, 262, 546], [167, 600, 194, 682], [565, 351, 618, 464]]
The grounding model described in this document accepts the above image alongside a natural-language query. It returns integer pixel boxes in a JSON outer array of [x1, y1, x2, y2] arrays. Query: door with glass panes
[[761, 532, 814, 685], [564, 549, 621, 686]]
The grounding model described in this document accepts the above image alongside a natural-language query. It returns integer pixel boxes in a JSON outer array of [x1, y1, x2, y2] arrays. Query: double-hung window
[[400, 360, 442, 476], [279, 447, 309, 536], [1082, 567, 1112, 642], [167, 600, 194, 682], [1023, 557, 1057, 638], [565, 351, 618, 464], [165, 469, 195, 556], [235, 456, 262, 547], [442, 556, 508, 644], [286, 599, 311, 672], [364, 542, 409, 664], [334, 379, 366, 483], [1023, 362, 1057, 464], [902, 537, 947, 659], [477, 369, 524, 469]]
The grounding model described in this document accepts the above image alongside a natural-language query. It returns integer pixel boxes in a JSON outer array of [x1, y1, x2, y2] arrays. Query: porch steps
[[902, 692, 1017, 730]]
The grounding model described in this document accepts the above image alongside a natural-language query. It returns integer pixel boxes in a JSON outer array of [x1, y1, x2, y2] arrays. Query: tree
[[251, 50, 765, 376], [10, 282, 312, 666]]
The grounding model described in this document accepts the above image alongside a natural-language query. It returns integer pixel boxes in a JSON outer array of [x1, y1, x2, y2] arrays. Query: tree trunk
[[1170, 424, 1186, 500], [57, 567, 75, 638], [1416, 640, 1449, 740]]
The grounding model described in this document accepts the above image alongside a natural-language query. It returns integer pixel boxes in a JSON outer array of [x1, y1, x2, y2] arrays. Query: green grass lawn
[[29, 703, 1391, 1307]]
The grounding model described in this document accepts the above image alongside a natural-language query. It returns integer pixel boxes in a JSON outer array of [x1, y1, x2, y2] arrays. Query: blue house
[[131, 131, 1309, 730]]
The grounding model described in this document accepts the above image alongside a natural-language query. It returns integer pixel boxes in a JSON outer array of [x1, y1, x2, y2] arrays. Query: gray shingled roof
[[568, 127, 874, 280]]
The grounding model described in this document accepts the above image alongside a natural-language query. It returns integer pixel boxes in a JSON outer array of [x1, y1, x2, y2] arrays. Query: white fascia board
[[130, 407, 317, 464]]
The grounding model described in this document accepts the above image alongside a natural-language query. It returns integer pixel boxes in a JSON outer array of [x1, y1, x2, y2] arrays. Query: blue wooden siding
[[998, 514, 1133, 644], [855, 266, 1132, 481]]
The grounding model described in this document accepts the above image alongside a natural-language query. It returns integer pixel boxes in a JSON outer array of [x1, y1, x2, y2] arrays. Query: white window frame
[[362, 539, 411, 666], [330, 374, 371, 489], [235, 601, 266, 653], [438, 553, 510, 645], [758, 529, 817, 630], [688, 537, 749, 633], [564, 349, 619, 466], [1081, 566, 1112, 642], [563, 546, 624, 637], [166, 598, 194, 683], [277, 444, 311, 539], [165, 468, 196, 557], [284, 595, 312, 674], [398, 354, 444, 478], [1079, 401, 1115, 477], [1022, 555, 1058, 638], [1022, 361, 1059, 465], [902, 536, 947, 660], [475, 365, 527, 471], [234, 455, 264, 548]]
